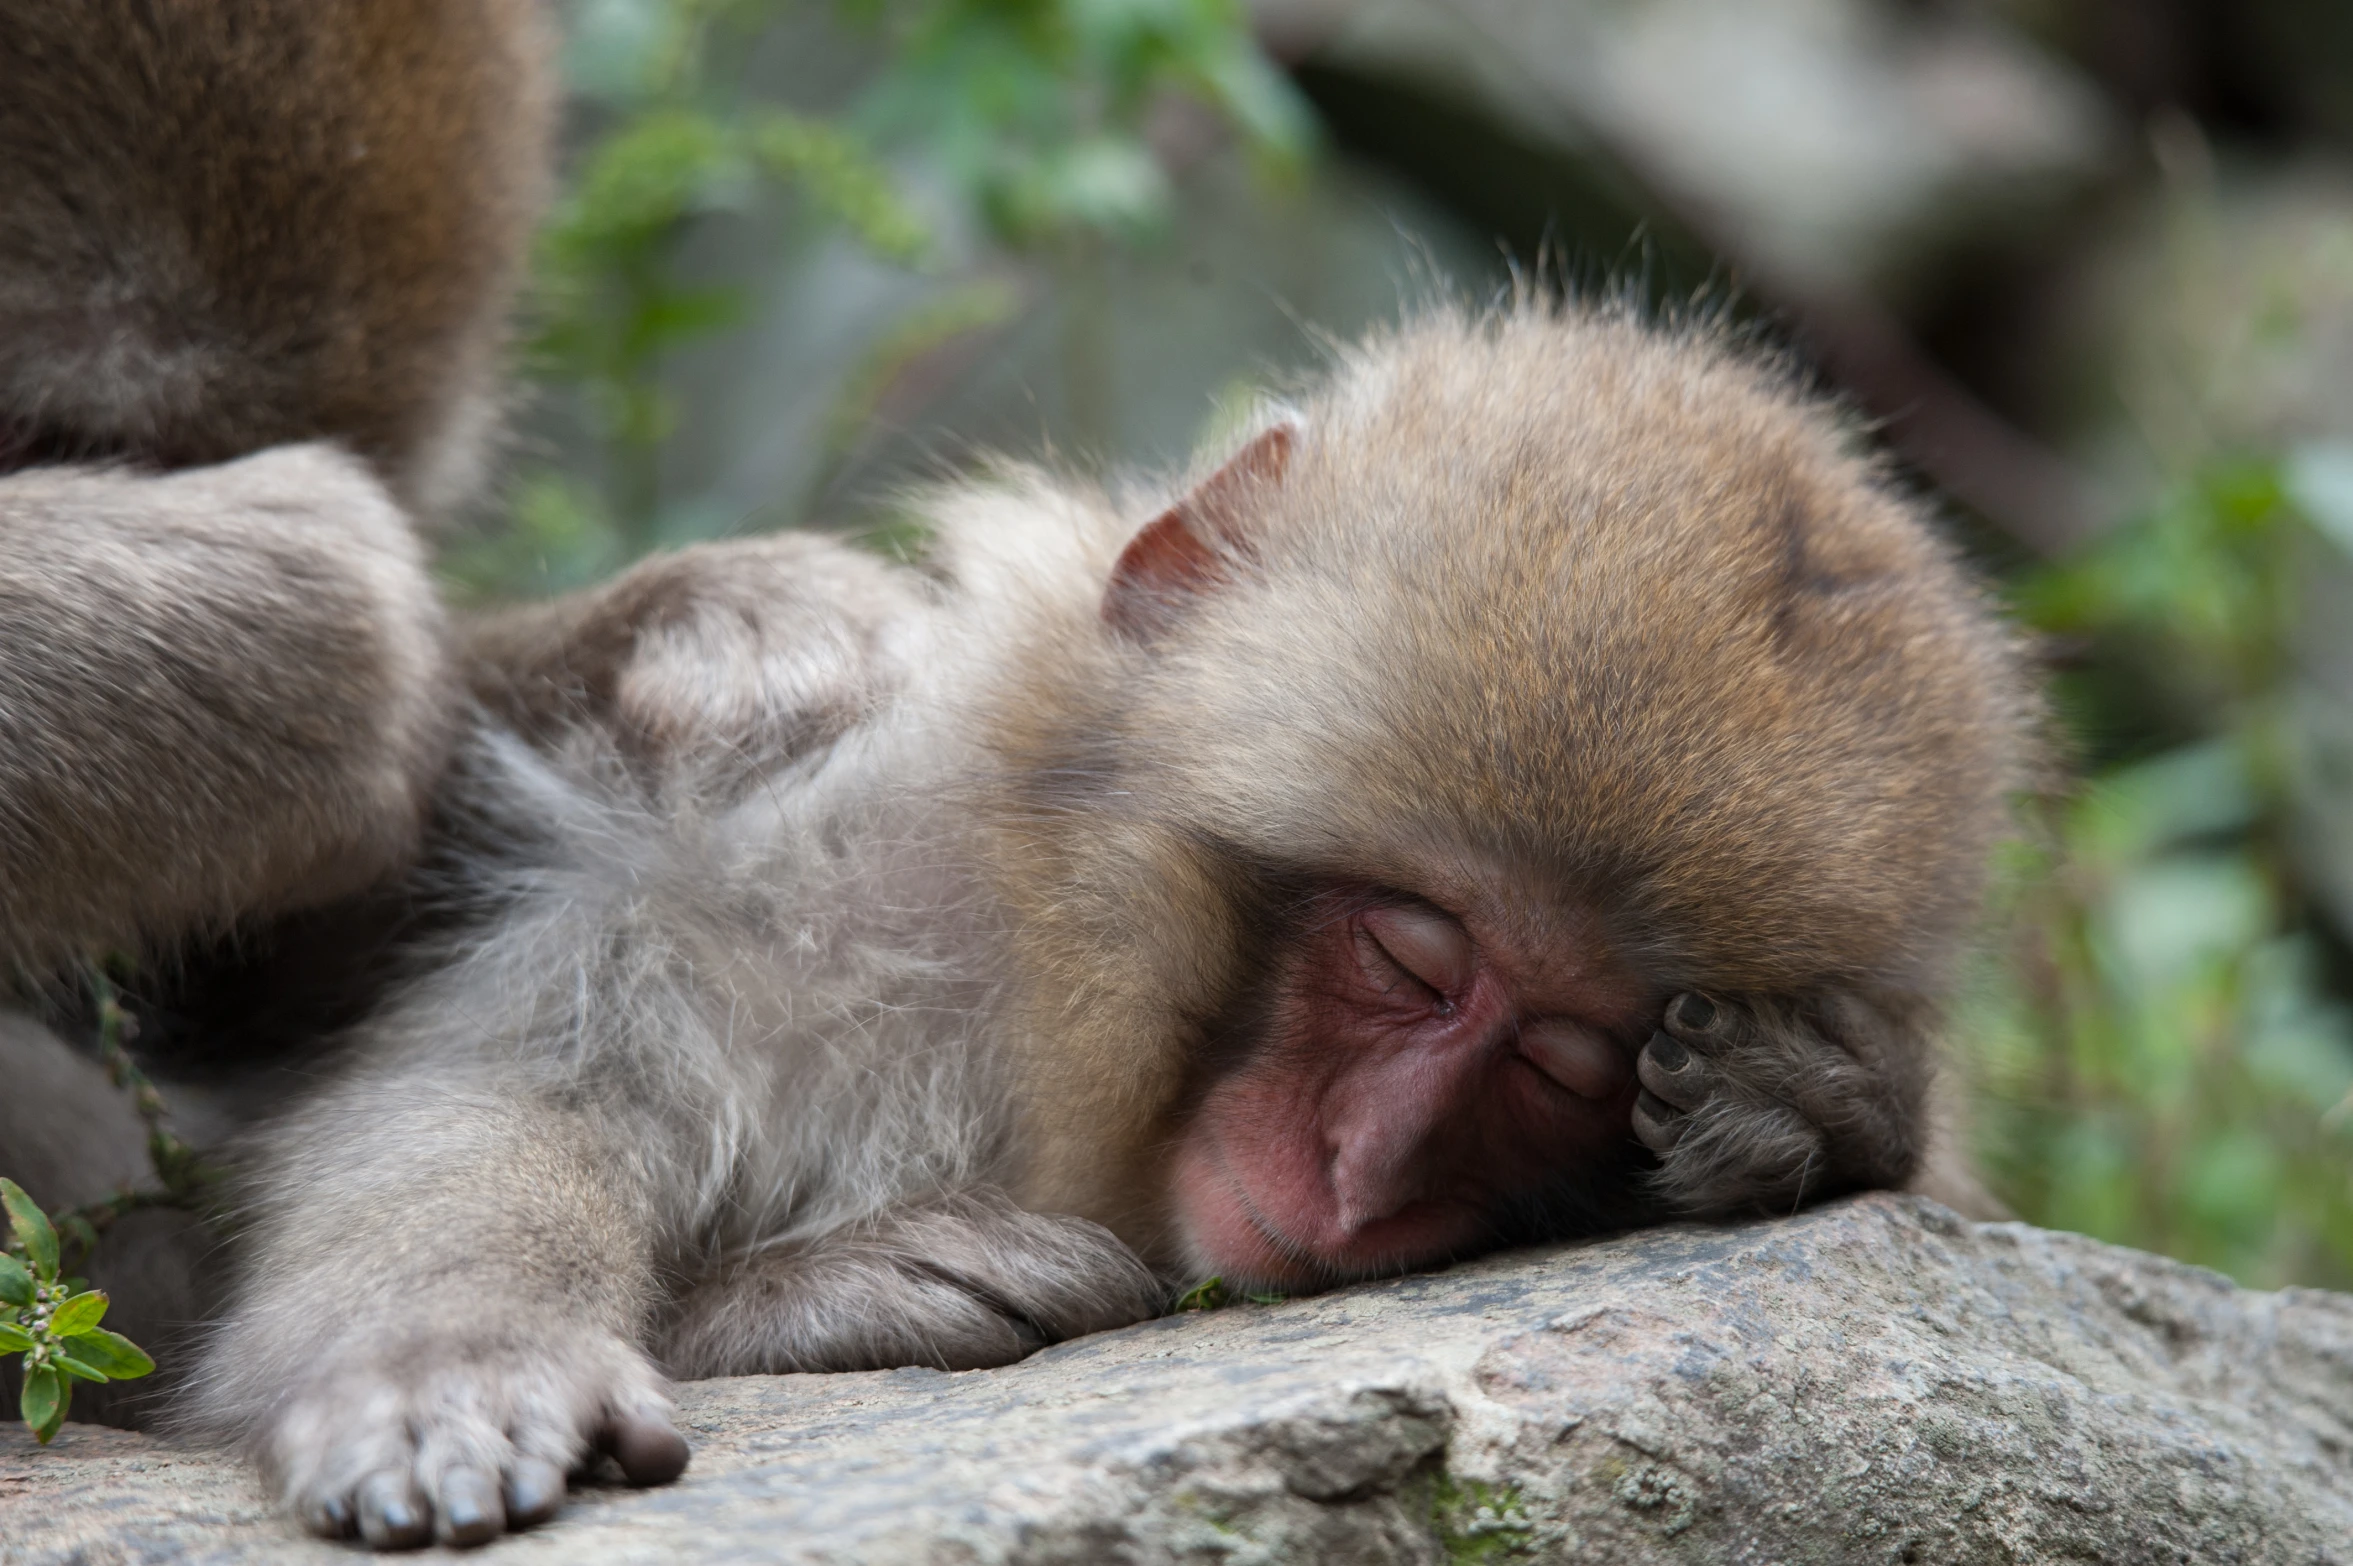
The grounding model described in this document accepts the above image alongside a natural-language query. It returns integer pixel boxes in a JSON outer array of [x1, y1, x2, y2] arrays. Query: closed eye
[[1356, 902, 1474, 1009]]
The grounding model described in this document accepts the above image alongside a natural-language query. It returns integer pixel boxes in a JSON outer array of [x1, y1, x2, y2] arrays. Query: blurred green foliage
[[442, 0, 1311, 599], [1965, 452, 2353, 1289]]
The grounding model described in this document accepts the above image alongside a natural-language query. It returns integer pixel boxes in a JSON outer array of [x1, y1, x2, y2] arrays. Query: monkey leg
[[194, 1085, 687, 1548], [661, 1189, 1161, 1378], [1629, 991, 1929, 1216]]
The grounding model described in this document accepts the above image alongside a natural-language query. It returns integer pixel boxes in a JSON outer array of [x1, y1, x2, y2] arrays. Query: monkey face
[[996, 308, 2031, 1289], [1169, 881, 1654, 1290]]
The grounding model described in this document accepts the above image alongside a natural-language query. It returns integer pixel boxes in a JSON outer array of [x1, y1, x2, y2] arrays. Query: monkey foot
[[258, 1328, 686, 1549]]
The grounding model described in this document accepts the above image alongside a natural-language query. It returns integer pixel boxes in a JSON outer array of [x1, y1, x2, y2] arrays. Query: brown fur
[[0, 0, 554, 1446], [0, 0, 554, 979], [191, 305, 2034, 1546], [0, 447, 452, 977], [0, 0, 554, 513]]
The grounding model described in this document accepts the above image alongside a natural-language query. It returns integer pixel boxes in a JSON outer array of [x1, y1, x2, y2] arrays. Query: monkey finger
[[1636, 1030, 1711, 1111], [355, 1470, 432, 1550], [298, 1490, 357, 1541], [504, 1456, 568, 1529], [1631, 1088, 1687, 1153], [600, 1411, 691, 1486], [433, 1467, 506, 1547], [1663, 991, 1727, 1041]]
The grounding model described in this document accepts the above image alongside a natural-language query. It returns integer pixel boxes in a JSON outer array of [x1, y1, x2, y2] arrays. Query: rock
[[5, 1194, 2350, 1563]]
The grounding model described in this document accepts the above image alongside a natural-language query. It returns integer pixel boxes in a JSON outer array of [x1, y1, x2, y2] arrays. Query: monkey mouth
[[1172, 1133, 1486, 1291]]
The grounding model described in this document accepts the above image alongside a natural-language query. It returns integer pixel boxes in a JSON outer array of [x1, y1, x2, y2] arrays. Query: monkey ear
[[1103, 421, 1296, 639]]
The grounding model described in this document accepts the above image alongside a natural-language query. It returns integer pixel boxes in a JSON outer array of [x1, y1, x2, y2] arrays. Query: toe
[[602, 1411, 690, 1486], [435, 1467, 506, 1547], [356, 1471, 431, 1550], [505, 1456, 568, 1529], [298, 1491, 356, 1541]]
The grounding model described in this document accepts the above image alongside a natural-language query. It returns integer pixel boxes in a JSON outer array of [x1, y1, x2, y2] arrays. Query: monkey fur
[[0, 0, 552, 511], [192, 305, 2035, 1547], [0, 0, 553, 1427], [0, 0, 552, 979]]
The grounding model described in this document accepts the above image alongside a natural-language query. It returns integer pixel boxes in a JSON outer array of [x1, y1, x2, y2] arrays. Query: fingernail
[[609, 1416, 691, 1486], [1647, 1030, 1690, 1072], [506, 1457, 566, 1527], [1673, 992, 1717, 1030], [302, 1494, 355, 1539], [438, 1469, 504, 1546], [358, 1472, 429, 1549]]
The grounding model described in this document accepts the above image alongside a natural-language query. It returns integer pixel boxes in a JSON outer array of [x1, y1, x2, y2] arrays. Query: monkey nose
[[1323, 1101, 1443, 1233], [1517, 1019, 1632, 1099]]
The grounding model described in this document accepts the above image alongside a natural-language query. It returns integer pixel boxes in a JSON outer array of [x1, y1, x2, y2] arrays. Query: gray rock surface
[[5, 1194, 2350, 1564]]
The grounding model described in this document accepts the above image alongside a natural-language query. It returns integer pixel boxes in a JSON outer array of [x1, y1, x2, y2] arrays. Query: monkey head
[[991, 307, 2033, 1293]]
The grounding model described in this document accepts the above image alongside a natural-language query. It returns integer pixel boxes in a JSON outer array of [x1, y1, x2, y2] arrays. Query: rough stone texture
[[5, 1195, 2350, 1564]]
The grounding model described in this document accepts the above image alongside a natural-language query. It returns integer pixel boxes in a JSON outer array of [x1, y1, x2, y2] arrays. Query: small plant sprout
[[1173, 1276, 1227, 1312], [2, 1178, 154, 1444], [1171, 1277, 1287, 1312]]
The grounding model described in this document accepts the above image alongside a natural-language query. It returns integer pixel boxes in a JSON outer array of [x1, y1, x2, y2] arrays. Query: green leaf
[[65, 1328, 154, 1380], [49, 1290, 106, 1336], [20, 1363, 62, 1443], [0, 1179, 56, 1278], [1173, 1276, 1226, 1311], [0, 1252, 30, 1306], [54, 1354, 108, 1384], [0, 1321, 33, 1354]]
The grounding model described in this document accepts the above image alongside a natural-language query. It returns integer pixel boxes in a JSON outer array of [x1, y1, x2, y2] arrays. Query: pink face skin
[[1168, 885, 1653, 1290]]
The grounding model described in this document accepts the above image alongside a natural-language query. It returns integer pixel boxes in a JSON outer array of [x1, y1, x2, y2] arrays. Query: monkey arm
[[189, 706, 896, 1545], [195, 1060, 688, 1548], [1630, 990, 1935, 1216], [662, 1188, 1160, 1378], [0, 446, 448, 976]]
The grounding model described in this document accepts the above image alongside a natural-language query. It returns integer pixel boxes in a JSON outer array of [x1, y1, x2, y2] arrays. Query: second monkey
[[198, 305, 2035, 1547]]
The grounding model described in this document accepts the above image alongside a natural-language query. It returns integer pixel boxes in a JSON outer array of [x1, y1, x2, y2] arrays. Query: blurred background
[[456, 0, 2353, 1290]]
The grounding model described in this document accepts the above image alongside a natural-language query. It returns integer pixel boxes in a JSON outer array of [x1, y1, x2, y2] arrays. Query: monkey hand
[[253, 1320, 687, 1549], [1629, 991, 1927, 1216], [663, 1190, 1163, 1377], [468, 534, 922, 782]]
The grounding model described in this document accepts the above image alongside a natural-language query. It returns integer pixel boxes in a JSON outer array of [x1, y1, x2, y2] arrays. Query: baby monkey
[[198, 306, 2032, 1546]]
